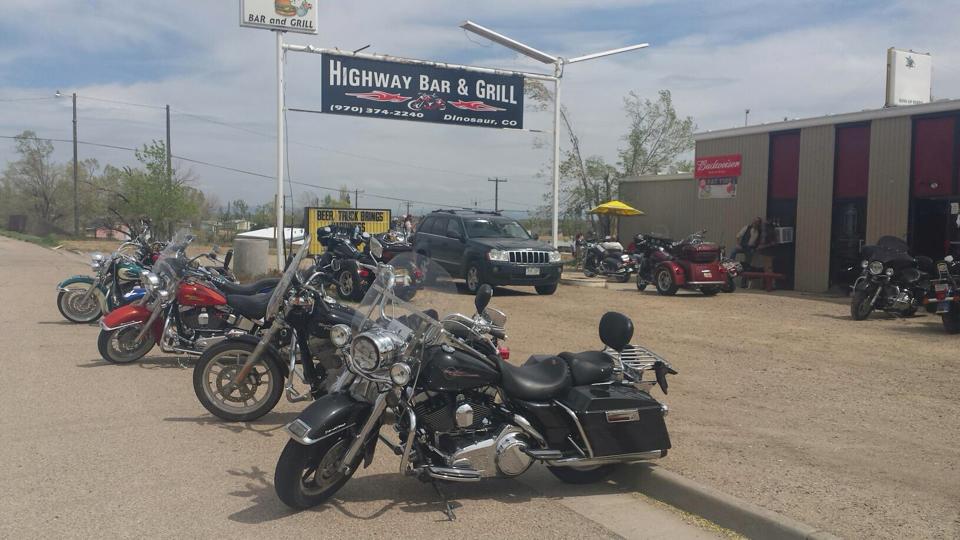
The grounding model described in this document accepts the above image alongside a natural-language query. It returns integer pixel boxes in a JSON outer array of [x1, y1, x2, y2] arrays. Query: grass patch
[[0, 228, 60, 247]]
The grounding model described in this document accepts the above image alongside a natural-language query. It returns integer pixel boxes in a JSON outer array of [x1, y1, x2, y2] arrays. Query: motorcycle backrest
[[475, 284, 493, 315], [599, 312, 633, 352]]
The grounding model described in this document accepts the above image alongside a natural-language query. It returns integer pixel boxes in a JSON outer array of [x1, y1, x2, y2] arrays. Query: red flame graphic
[[345, 90, 411, 103], [448, 100, 506, 112]]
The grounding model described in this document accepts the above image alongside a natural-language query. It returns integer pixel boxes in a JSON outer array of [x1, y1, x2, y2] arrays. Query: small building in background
[[619, 98, 960, 293]]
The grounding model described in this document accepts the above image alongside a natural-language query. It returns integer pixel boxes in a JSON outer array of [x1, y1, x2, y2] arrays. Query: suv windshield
[[463, 217, 530, 239]]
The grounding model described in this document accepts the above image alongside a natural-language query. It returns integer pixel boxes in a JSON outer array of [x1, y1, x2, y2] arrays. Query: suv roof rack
[[430, 208, 502, 216]]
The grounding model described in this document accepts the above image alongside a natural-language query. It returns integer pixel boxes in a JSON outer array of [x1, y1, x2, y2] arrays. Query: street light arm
[[565, 43, 649, 64], [459, 20, 559, 64]]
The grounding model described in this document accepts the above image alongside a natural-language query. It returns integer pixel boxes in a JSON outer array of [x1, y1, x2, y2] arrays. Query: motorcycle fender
[[56, 275, 95, 292], [660, 261, 686, 286], [220, 333, 289, 377], [100, 304, 154, 334], [287, 392, 373, 445], [853, 276, 872, 292]]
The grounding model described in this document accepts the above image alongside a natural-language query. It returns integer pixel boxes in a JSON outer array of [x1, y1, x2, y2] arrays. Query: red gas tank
[[177, 282, 227, 306]]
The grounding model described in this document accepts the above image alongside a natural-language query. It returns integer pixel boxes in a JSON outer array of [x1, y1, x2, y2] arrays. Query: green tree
[[2, 130, 69, 229], [525, 85, 695, 236]]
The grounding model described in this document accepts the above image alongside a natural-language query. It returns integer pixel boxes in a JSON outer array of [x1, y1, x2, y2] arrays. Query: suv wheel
[[535, 283, 558, 295], [465, 264, 484, 294]]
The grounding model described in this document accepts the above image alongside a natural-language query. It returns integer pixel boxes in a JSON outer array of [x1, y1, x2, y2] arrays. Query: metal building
[[619, 98, 960, 292]]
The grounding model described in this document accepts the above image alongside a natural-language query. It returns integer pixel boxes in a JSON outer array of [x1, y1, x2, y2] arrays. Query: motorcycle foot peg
[[285, 386, 310, 403]]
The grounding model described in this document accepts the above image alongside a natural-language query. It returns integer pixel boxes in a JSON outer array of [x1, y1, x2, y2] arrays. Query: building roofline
[[695, 98, 960, 141], [621, 173, 693, 183]]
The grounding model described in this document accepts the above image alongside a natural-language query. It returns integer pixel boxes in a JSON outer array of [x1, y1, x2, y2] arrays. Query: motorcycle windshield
[[264, 237, 312, 321], [351, 253, 469, 359], [153, 229, 194, 284]]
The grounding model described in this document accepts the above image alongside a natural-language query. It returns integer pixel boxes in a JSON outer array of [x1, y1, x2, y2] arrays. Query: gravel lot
[[5, 235, 958, 539]]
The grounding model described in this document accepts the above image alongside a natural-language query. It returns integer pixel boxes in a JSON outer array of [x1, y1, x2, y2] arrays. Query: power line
[[0, 96, 57, 103], [79, 95, 166, 110]]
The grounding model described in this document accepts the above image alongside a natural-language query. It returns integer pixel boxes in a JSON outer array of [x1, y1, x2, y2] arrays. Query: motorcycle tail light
[[358, 268, 370, 278], [498, 345, 510, 360], [414, 269, 424, 279]]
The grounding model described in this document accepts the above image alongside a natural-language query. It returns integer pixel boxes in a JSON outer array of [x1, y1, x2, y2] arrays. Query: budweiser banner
[[695, 154, 742, 178], [320, 53, 524, 129], [698, 177, 737, 199]]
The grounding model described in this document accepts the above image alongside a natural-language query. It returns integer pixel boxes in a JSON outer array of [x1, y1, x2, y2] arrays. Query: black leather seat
[[499, 356, 572, 401], [558, 351, 614, 386], [226, 292, 272, 320], [217, 277, 280, 296]]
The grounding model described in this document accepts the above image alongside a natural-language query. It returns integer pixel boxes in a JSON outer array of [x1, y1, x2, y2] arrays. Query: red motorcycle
[[408, 93, 446, 111], [97, 232, 278, 364], [633, 230, 728, 296]]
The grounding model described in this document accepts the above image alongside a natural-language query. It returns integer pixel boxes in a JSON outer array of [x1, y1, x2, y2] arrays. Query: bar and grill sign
[[321, 53, 524, 129]]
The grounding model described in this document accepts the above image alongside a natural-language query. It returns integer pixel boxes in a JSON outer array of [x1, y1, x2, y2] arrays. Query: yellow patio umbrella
[[588, 200, 644, 238]]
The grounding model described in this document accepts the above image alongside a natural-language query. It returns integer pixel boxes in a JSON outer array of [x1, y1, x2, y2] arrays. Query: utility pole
[[354, 189, 364, 209], [744, 108, 750, 126], [165, 105, 172, 186], [72, 93, 78, 236], [488, 177, 508, 212], [405, 201, 411, 218]]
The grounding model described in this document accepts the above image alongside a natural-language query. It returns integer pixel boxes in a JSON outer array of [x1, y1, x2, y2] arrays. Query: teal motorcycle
[[56, 244, 153, 323]]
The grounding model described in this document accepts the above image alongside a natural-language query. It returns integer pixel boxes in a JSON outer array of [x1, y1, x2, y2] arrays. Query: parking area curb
[[559, 276, 609, 288], [624, 464, 841, 540]]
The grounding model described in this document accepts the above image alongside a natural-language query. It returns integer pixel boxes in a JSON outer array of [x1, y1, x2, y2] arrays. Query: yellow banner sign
[[304, 207, 392, 254]]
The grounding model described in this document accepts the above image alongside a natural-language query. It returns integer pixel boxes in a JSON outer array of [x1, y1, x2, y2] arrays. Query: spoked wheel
[[850, 289, 875, 320], [275, 435, 358, 509], [97, 325, 155, 364], [336, 270, 360, 301], [57, 286, 102, 323], [193, 341, 284, 422], [547, 464, 619, 484]]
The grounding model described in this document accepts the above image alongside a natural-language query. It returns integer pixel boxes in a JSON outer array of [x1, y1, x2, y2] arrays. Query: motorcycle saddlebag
[[681, 243, 720, 263], [558, 384, 670, 457]]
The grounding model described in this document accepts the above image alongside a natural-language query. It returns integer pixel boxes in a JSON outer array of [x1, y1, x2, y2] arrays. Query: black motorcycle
[[926, 255, 960, 333], [582, 237, 635, 282], [193, 237, 358, 422], [631, 233, 675, 291], [850, 236, 933, 320], [272, 253, 675, 512]]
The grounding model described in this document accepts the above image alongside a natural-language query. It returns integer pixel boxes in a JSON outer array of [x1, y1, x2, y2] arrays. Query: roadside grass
[[0, 228, 61, 247]]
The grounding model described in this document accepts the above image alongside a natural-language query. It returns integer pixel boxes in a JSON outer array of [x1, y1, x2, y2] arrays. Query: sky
[[1, 0, 958, 217]]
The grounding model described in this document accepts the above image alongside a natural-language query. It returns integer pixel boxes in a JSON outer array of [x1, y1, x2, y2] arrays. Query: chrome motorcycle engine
[[447, 426, 533, 478]]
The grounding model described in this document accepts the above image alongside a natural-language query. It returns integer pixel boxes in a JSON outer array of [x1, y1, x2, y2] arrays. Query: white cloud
[[1, 0, 958, 214]]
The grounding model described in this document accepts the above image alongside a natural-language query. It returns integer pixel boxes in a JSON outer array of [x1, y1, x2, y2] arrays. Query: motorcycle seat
[[217, 277, 280, 296], [500, 356, 571, 401], [226, 292, 272, 320], [558, 351, 615, 386]]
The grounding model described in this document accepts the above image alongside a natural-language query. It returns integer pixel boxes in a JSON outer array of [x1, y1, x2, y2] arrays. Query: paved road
[[0, 236, 718, 539]]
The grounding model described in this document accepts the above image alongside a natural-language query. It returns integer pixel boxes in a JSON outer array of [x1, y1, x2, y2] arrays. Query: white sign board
[[885, 48, 932, 107], [240, 0, 317, 34]]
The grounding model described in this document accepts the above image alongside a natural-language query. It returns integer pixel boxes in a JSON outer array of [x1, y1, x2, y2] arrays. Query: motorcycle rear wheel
[[57, 288, 102, 323], [654, 268, 679, 296], [615, 273, 631, 283], [547, 464, 618, 484], [97, 325, 155, 364], [720, 276, 736, 293], [701, 286, 720, 296], [275, 436, 358, 509], [850, 289, 875, 320], [942, 310, 960, 334], [193, 341, 284, 422]]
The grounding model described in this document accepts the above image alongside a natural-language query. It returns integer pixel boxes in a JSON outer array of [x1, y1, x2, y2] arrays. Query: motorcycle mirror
[[475, 284, 493, 315]]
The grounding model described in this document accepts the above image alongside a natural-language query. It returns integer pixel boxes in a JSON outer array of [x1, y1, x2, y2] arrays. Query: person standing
[[730, 217, 763, 267]]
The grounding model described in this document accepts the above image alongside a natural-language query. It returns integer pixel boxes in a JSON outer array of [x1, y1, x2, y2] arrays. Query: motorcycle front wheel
[[97, 325, 155, 364], [193, 340, 284, 422], [336, 270, 361, 302], [850, 289, 875, 320], [275, 435, 358, 509], [57, 288, 102, 323]]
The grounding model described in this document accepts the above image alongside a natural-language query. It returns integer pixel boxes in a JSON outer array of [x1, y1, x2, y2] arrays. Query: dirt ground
[[491, 281, 960, 539], [10, 235, 960, 538]]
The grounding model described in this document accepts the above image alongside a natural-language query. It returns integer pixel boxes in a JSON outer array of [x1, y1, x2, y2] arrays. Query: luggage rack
[[606, 344, 668, 374]]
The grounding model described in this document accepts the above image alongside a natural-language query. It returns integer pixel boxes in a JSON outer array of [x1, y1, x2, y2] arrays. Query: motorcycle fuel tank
[[177, 282, 227, 307], [420, 346, 499, 392]]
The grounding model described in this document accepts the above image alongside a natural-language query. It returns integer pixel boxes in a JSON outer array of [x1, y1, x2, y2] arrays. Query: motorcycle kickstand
[[431, 480, 457, 521]]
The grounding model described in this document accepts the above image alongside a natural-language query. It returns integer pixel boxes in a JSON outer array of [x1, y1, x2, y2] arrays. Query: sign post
[[239, 0, 317, 270]]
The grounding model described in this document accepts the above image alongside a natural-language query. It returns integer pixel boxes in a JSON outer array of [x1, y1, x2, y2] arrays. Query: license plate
[[935, 283, 948, 292], [702, 270, 712, 278], [525, 267, 540, 276]]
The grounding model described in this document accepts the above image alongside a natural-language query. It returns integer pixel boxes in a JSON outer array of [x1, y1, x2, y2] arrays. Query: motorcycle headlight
[[330, 324, 351, 347], [861, 260, 869, 268], [390, 362, 412, 386], [90, 253, 105, 269], [868, 261, 884, 275], [885, 267, 894, 276], [549, 250, 561, 263], [351, 336, 380, 372], [143, 272, 160, 291], [487, 249, 509, 262], [157, 289, 170, 303]]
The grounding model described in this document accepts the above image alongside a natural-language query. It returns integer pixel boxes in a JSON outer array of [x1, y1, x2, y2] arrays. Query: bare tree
[[2, 131, 68, 228]]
